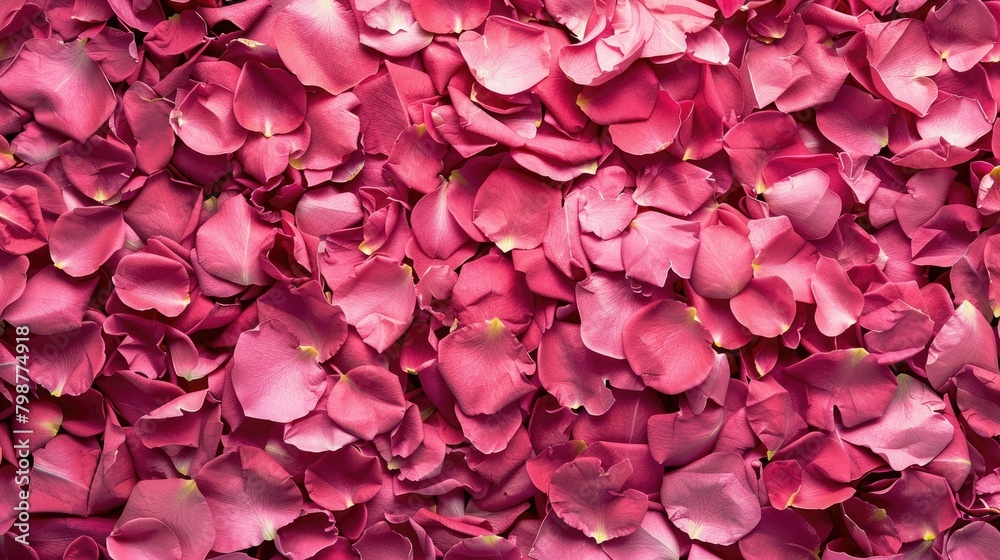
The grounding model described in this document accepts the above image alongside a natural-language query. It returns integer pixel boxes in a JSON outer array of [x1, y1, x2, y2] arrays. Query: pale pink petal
[[458, 17, 551, 95], [230, 320, 329, 423]]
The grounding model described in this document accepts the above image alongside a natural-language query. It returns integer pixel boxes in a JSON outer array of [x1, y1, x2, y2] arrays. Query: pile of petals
[[6, 0, 1000, 558]]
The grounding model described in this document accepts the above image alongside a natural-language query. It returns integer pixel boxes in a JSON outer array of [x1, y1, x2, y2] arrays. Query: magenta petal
[[763, 169, 841, 240], [230, 320, 329, 423], [690, 225, 754, 299], [608, 91, 682, 156], [30, 323, 104, 397], [304, 446, 382, 511], [783, 348, 897, 430], [926, 0, 998, 72], [193, 447, 303, 552], [946, 521, 1000, 560], [327, 365, 406, 440], [866, 19, 942, 116], [2, 266, 97, 335], [458, 17, 551, 95], [840, 373, 953, 470], [107, 518, 182, 560], [113, 252, 191, 317], [169, 83, 248, 156], [275, 0, 380, 95], [411, 0, 490, 34], [50, 207, 125, 277], [576, 271, 656, 359], [116, 479, 216, 560], [438, 318, 536, 416], [816, 85, 892, 156], [0, 185, 47, 254], [738, 507, 821, 560], [195, 195, 276, 286], [811, 255, 864, 337], [661, 452, 761, 546], [549, 458, 648, 543], [0, 38, 115, 141], [621, 211, 700, 287], [623, 299, 717, 395], [926, 300, 999, 390], [233, 62, 307, 137], [633, 159, 715, 217], [538, 321, 624, 415], [332, 256, 416, 353], [729, 276, 796, 338], [865, 470, 958, 543], [472, 167, 562, 252]]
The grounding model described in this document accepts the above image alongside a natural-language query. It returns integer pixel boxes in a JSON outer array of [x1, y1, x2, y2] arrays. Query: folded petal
[[866, 20, 942, 116], [0, 38, 115, 142], [783, 348, 897, 430]]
